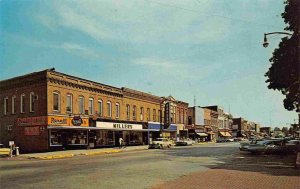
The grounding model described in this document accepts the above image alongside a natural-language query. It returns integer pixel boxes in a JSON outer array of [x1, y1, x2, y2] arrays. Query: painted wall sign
[[96, 122, 143, 130], [17, 116, 47, 126], [24, 126, 40, 136]]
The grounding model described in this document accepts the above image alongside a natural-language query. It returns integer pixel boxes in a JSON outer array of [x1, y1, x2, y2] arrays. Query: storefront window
[[67, 130, 87, 145], [124, 131, 142, 146], [95, 130, 115, 146], [50, 130, 62, 146]]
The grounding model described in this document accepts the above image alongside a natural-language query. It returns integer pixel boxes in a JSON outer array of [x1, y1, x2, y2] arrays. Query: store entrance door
[[115, 131, 123, 147]]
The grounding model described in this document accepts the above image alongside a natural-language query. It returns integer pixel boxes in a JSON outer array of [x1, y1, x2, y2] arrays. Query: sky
[[0, 0, 298, 128]]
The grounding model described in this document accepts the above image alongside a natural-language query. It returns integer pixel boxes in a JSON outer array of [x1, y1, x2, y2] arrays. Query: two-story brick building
[[0, 68, 189, 152]]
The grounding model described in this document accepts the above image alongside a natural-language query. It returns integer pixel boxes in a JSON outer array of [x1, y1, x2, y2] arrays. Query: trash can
[[15, 147, 19, 156]]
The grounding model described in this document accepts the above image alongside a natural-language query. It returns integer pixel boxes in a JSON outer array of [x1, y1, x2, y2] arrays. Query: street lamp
[[263, 32, 292, 47]]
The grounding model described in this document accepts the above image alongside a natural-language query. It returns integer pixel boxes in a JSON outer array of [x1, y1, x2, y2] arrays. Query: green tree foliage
[[265, 0, 300, 112]]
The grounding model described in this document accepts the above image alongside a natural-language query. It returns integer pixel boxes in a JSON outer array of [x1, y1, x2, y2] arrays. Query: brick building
[[0, 69, 188, 152]]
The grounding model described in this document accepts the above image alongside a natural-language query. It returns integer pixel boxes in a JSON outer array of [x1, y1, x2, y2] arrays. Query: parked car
[[175, 139, 194, 146], [245, 139, 299, 154], [148, 138, 173, 149]]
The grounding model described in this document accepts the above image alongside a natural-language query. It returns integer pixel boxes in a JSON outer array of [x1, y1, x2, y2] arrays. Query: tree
[[265, 0, 300, 112]]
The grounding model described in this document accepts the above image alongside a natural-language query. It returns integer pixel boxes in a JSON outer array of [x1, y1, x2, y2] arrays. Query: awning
[[219, 132, 232, 137], [196, 132, 208, 137], [148, 122, 177, 132]]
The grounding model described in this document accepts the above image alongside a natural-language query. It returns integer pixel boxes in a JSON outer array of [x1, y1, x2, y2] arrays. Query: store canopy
[[219, 132, 232, 137], [196, 132, 208, 137]]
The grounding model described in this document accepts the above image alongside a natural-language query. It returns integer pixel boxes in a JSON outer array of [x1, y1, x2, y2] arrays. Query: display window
[[95, 130, 115, 146], [67, 130, 88, 145], [124, 131, 143, 146], [50, 130, 63, 146]]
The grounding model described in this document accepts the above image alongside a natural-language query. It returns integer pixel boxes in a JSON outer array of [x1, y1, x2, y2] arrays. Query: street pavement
[[0, 142, 299, 189]]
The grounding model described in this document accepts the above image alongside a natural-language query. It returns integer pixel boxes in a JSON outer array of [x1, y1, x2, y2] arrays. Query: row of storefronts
[[15, 115, 185, 152]]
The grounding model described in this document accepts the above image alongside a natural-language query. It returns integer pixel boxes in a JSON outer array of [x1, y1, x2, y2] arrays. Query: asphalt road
[[1, 142, 298, 189], [0, 143, 238, 189]]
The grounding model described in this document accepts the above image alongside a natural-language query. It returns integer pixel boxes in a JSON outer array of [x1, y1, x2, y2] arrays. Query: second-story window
[[66, 94, 72, 113], [30, 92, 35, 112], [153, 109, 156, 122], [126, 104, 130, 120], [107, 101, 112, 117], [4, 97, 8, 115], [20, 94, 25, 113], [116, 103, 120, 118], [12, 96, 16, 114], [140, 107, 144, 121], [53, 92, 60, 111], [98, 99, 103, 116], [147, 108, 150, 121], [133, 105, 136, 120], [89, 98, 94, 115], [79, 96, 84, 114], [158, 110, 161, 122]]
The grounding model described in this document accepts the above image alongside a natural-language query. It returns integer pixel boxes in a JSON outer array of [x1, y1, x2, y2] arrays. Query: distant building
[[260, 127, 272, 137]]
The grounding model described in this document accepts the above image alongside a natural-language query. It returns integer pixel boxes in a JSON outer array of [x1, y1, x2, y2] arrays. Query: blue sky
[[0, 0, 298, 127]]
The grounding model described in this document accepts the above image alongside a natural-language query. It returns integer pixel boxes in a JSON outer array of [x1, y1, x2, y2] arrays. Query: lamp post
[[262, 32, 292, 48], [263, 31, 299, 135]]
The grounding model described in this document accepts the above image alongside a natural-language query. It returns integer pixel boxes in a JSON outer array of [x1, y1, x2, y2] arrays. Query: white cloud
[[41, 0, 229, 44]]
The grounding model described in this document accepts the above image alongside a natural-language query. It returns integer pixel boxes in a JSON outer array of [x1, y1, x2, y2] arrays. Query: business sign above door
[[48, 116, 89, 126], [96, 122, 143, 130]]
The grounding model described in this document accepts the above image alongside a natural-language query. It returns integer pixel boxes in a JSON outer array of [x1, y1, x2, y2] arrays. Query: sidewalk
[[18, 145, 149, 160]]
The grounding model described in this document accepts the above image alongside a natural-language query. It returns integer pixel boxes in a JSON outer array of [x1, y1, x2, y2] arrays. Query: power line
[[147, 0, 281, 29]]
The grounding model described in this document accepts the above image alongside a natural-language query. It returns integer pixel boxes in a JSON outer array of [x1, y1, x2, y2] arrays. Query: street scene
[[1, 143, 299, 189], [1, 0, 299, 189]]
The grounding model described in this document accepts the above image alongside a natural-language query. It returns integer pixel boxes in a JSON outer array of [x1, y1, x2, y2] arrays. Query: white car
[[175, 139, 194, 146], [149, 138, 173, 149]]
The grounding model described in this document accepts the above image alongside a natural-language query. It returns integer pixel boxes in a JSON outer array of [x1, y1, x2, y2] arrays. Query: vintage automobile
[[148, 138, 173, 149], [244, 139, 299, 154], [175, 139, 194, 146]]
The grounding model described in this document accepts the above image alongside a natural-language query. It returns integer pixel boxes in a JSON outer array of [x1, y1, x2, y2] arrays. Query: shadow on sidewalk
[[163, 146, 299, 177]]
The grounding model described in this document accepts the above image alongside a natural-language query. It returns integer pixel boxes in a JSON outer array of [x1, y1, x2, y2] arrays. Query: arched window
[[89, 97, 94, 115], [140, 107, 144, 121], [20, 94, 25, 113], [66, 94, 73, 113], [107, 101, 112, 117], [78, 96, 84, 114], [116, 103, 120, 118], [53, 91, 60, 112], [29, 92, 35, 112], [12, 95, 16, 114], [98, 99, 103, 116], [4, 97, 8, 115], [133, 105, 136, 120], [126, 104, 130, 120]]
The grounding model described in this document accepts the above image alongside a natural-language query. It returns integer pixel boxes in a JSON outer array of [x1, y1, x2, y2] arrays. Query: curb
[[80, 150, 121, 156], [28, 153, 74, 160]]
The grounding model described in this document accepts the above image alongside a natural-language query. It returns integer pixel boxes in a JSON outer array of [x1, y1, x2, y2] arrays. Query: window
[[12, 96, 16, 114], [79, 96, 84, 114], [89, 98, 94, 115], [20, 94, 25, 113], [107, 101, 111, 117], [4, 97, 8, 115], [153, 109, 156, 122], [53, 92, 60, 111], [126, 104, 130, 120], [30, 92, 35, 112], [147, 108, 150, 121], [66, 94, 72, 113], [188, 116, 192, 125], [158, 110, 162, 122], [116, 103, 120, 118], [98, 99, 103, 116], [140, 107, 144, 121], [133, 105, 136, 120]]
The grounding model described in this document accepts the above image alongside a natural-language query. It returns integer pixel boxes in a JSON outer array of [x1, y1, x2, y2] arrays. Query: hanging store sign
[[96, 122, 143, 130]]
